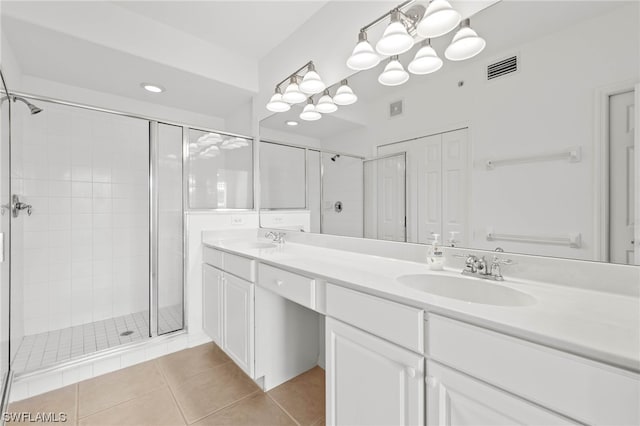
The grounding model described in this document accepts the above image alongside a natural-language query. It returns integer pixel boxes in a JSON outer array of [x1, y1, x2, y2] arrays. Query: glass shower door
[[155, 123, 184, 335], [0, 71, 11, 399]]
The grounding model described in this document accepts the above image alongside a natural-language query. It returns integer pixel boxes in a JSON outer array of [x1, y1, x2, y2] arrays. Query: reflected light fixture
[[332, 80, 358, 106], [417, 0, 461, 38], [299, 63, 326, 94], [378, 55, 409, 86], [266, 87, 291, 112], [375, 10, 414, 56], [445, 18, 486, 61], [141, 83, 164, 93], [408, 39, 443, 75], [315, 89, 338, 113], [347, 31, 380, 71], [286, 120, 299, 126], [300, 98, 321, 121], [282, 76, 307, 104]]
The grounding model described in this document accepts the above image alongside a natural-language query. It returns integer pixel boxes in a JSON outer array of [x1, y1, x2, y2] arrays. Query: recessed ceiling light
[[286, 120, 299, 126], [141, 83, 165, 93]]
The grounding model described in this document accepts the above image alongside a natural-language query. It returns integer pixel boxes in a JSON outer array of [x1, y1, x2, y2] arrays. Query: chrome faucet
[[459, 254, 513, 281], [265, 231, 286, 244]]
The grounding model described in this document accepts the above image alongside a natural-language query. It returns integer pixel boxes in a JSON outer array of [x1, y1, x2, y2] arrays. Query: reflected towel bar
[[486, 230, 582, 248], [486, 146, 581, 170]]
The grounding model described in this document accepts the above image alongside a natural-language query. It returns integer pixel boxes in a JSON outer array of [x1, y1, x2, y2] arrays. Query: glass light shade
[[266, 91, 291, 112], [315, 93, 338, 113], [300, 103, 321, 121], [347, 40, 380, 71], [333, 82, 358, 106], [378, 57, 409, 86], [417, 0, 461, 38], [299, 70, 326, 94], [282, 81, 307, 104], [445, 23, 486, 61], [408, 43, 443, 75], [375, 21, 414, 56]]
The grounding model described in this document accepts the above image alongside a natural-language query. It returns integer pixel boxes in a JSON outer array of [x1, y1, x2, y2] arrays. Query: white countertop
[[203, 237, 640, 373]]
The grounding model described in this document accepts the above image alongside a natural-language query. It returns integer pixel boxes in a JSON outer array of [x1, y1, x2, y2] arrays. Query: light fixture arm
[[359, 0, 415, 33], [274, 60, 315, 91]]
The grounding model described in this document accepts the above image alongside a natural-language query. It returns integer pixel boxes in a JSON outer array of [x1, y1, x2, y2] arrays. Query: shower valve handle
[[12, 195, 32, 217]]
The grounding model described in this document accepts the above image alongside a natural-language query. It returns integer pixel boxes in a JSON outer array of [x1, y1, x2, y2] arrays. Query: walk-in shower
[[7, 94, 185, 374]]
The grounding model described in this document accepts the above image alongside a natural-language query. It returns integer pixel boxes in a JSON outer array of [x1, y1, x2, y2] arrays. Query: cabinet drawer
[[203, 246, 223, 269], [326, 284, 423, 353], [428, 314, 640, 425], [258, 263, 315, 309], [224, 252, 256, 283]]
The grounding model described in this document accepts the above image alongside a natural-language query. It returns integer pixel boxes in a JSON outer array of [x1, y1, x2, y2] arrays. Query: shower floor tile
[[12, 305, 183, 374]]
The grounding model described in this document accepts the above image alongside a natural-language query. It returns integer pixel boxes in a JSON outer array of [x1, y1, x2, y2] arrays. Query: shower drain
[[120, 330, 134, 336]]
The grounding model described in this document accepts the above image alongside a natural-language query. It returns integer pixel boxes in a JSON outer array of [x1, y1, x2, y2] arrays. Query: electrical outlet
[[231, 215, 245, 225]]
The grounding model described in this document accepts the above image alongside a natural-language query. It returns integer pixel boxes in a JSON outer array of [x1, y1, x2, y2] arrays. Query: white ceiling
[[2, 16, 256, 119], [112, 1, 329, 60], [1, 0, 328, 119]]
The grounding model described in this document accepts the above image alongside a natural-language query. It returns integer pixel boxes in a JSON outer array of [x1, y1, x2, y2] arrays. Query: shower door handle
[[12, 195, 32, 217]]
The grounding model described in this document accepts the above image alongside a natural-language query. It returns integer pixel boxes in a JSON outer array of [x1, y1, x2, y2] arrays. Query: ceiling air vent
[[487, 55, 518, 80], [389, 100, 403, 118]]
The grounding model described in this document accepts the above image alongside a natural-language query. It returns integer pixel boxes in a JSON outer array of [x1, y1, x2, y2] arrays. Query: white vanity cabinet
[[325, 284, 425, 426], [202, 247, 255, 377], [202, 264, 223, 345], [426, 361, 576, 425], [426, 314, 640, 426]]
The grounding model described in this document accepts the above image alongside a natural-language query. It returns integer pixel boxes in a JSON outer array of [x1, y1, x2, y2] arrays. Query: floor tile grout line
[[153, 359, 189, 426], [76, 365, 166, 420], [185, 390, 262, 426], [266, 393, 302, 426]]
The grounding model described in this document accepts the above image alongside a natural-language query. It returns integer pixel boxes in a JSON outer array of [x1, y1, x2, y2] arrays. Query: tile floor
[[12, 305, 183, 373], [8, 342, 326, 425]]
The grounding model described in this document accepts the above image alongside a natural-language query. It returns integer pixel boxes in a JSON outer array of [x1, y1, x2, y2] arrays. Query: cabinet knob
[[405, 367, 416, 378], [276, 280, 284, 287], [426, 376, 438, 388]]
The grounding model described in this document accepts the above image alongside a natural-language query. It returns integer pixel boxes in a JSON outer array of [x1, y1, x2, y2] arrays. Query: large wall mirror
[[259, 0, 639, 266]]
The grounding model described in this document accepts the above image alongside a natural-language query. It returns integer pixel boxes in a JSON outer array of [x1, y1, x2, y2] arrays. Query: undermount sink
[[397, 274, 536, 307]]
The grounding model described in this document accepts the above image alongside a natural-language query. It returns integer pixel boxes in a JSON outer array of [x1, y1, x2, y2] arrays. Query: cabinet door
[[223, 273, 254, 377], [326, 318, 424, 426], [202, 264, 223, 345], [426, 361, 577, 426]]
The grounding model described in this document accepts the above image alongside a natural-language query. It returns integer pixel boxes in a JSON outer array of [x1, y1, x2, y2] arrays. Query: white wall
[[319, 4, 639, 260]]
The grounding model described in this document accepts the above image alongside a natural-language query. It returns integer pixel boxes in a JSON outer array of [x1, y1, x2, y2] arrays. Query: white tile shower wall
[[14, 103, 149, 335], [321, 154, 363, 238]]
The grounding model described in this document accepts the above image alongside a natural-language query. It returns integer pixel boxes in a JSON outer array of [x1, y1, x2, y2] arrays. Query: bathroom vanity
[[201, 230, 640, 425]]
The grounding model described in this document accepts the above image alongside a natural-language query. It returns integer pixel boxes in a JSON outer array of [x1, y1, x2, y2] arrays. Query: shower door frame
[[0, 90, 252, 364]]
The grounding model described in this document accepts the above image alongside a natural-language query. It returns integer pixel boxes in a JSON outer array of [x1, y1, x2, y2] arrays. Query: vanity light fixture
[[300, 98, 321, 121], [299, 63, 326, 94], [282, 76, 307, 104], [141, 83, 165, 93], [266, 87, 291, 112], [315, 89, 338, 113], [266, 61, 326, 112], [445, 19, 486, 61], [332, 80, 358, 106], [378, 55, 410, 86], [376, 10, 415, 56], [408, 39, 443, 75], [417, 0, 461, 38], [346, 31, 380, 71]]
